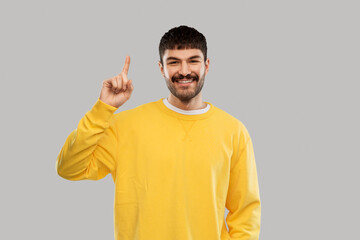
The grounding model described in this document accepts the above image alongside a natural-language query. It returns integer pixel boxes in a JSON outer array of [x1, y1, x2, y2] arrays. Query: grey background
[[1, 0, 359, 239]]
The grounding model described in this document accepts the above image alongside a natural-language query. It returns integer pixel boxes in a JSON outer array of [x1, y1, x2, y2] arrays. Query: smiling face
[[159, 48, 210, 103]]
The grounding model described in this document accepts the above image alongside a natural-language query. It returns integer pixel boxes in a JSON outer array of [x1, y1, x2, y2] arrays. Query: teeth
[[178, 80, 193, 83]]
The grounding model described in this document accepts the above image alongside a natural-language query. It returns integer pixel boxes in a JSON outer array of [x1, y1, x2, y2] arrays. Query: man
[[56, 25, 261, 240]]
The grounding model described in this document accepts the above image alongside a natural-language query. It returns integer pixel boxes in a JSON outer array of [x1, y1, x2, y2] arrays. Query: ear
[[158, 61, 165, 77], [205, 58, 210, 75]]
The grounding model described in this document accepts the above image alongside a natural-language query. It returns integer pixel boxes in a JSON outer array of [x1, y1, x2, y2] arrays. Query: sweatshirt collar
[[163, 97, 210, 115], [156, 98, 216, 120]]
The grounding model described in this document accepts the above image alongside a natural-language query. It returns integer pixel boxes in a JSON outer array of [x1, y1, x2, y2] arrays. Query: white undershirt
[[163, 97, 210, 115]]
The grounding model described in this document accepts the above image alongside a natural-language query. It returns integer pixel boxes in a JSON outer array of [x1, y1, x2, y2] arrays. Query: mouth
[[174, 77, 197, 86], [175, 79, 195, 86]]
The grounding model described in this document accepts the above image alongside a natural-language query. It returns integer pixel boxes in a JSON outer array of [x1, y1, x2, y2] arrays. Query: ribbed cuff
[[86, 98, 118, 128], [97, 98, 119, 111]]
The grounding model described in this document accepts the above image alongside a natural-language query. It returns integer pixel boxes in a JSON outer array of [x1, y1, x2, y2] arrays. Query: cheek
[[194, 67, 204, 77], [165, 69, 176, 78]]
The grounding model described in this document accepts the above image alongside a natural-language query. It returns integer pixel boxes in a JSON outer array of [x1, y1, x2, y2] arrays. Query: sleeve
[[56, 98, 119, 181], [225, 126, 261, 239]]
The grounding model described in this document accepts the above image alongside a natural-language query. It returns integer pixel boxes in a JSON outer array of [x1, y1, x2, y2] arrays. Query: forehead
[[163, 48, 204, 61]]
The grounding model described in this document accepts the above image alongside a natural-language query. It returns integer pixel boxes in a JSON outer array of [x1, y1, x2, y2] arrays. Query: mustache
[[172, 73, 199, 83]]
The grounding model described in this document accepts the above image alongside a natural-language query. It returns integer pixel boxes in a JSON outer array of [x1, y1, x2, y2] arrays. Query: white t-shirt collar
[[163, 97, 210, 115]]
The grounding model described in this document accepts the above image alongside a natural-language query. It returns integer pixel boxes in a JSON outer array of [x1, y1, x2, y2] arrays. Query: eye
[[190, 60, 200, 63], [168, 61, 178, 65]]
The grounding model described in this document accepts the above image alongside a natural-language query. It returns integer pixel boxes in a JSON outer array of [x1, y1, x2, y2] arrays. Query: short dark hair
[[159, 25, 207, 65]]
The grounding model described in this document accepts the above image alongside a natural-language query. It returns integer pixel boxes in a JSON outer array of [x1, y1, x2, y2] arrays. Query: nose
[[179, 61, 191, 76]]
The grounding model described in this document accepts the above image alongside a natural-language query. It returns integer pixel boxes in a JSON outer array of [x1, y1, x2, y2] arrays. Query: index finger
[[122, 56, 130, 74]]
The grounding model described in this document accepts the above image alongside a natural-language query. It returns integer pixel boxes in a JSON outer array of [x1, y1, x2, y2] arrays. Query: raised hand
[[100, 56, 134, 108]]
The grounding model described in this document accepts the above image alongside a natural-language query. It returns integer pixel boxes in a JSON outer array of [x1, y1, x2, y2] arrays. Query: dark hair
[[159, 25, 207, 65]]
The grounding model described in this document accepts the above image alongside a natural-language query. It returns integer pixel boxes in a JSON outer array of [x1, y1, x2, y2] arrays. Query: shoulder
[[113, 100, 159, 122], [212, 105, 251, 139], [212, 106, 248, 129]]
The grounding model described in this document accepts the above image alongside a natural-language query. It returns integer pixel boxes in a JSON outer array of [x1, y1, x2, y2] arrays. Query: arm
[[225, 127, 261, 239], [56, 56, 133, 181], [56, 98, 118, 181]]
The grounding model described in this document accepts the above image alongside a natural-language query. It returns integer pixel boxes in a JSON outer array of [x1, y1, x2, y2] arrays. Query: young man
[[56, 25, 261, 240]]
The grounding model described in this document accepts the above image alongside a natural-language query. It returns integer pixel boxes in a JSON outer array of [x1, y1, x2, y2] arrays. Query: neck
[[167, 93, 206, 110]]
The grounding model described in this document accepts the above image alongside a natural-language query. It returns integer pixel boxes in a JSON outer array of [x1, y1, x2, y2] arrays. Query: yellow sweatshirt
[[56, 98, 261, 240]]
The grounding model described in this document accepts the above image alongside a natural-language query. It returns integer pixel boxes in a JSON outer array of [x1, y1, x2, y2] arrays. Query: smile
[[176, 80, 194, 86], [177, 80, 193, 83]]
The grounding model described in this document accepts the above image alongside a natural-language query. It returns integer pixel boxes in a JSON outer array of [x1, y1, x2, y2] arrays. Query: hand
[[99, 56, 134, 108]]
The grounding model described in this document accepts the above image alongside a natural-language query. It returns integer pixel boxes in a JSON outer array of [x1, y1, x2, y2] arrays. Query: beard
[[165, 72, 205, 103]]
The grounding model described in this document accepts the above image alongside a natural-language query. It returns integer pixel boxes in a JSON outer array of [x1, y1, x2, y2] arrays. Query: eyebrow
[[166, 55, 202, 61]]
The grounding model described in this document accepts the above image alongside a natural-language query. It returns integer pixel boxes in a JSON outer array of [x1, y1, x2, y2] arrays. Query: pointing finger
[[122, 56, 130, 75], [121, 71, 129, 91]]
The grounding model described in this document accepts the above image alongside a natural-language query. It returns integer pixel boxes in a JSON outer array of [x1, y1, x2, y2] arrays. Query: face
[[159, 48, 210, 102]]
